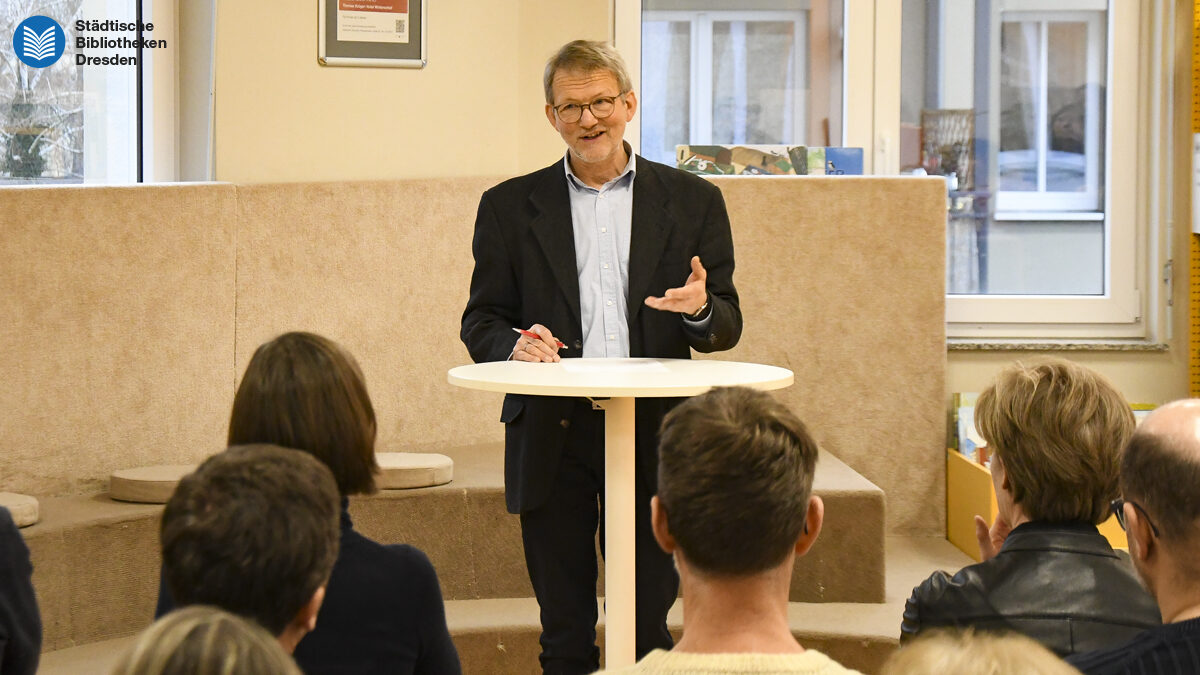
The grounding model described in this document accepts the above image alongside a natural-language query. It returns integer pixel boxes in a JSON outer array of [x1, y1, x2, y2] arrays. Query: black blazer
[[461, 157, 742, 513], [901, 521, 1161, 657]]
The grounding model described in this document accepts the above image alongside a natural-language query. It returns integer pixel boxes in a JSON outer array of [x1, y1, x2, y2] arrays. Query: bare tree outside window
[[1, 0, 86, 184]]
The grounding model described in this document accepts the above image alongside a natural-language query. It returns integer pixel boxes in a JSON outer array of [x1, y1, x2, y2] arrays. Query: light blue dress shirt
[[565, 151, 636, 358], [564, 148, 710, 359]]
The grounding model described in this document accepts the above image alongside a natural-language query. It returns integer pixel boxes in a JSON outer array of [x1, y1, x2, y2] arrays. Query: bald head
[[1137, 400, 1200, 451], [1121, 399, 1200, 547]]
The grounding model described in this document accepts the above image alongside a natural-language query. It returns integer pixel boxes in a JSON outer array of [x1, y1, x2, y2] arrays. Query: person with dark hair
[[157, 332, 460, 674], [113, 606, 302, 675], [597, 386, 859, 674], [461, 39, 741, 675], [0, 506, 40, 675], [1068, 399, 1200, 674], [901, 358, 1159, 655], [162, 444, 340, 652]]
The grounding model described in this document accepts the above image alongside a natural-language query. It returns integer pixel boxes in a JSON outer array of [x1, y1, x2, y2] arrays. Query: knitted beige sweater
[[594, 649, 865, 675]]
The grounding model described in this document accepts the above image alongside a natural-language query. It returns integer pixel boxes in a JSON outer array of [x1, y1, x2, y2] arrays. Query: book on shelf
[[951, 392, 982, 463], [675, 144, 865, 177]]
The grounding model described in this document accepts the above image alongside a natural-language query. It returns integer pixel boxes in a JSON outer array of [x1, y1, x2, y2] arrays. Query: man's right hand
[[511, 324, 561, 363]]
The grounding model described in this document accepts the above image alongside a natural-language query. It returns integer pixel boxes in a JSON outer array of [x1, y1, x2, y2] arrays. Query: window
[[616, 0, 1167, 338], [996, 11, 1105, 214], [898, 0, 1150, 336], [0, 0, 175, 184], [984, 6, 1109, 296], [638, 0, 844, 167]]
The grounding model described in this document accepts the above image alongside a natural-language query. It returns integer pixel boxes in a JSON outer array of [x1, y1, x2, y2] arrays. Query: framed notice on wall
[[318, 0, 427, 68]]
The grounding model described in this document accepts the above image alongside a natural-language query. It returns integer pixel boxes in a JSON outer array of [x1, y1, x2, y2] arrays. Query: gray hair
[[543, 40, 633, 105], [111, 606, 302, 675]]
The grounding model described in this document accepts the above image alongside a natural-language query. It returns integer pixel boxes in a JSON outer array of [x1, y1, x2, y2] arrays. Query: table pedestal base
[[596, 396, 636, 669]]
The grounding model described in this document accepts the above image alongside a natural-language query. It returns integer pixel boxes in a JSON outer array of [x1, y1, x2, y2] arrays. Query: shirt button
[[601, 227, 607, 233], [560, 419, 571, 429], [608, 335, 615, 340], [603, 263, 609, 269], [606, 300, 613, 306]]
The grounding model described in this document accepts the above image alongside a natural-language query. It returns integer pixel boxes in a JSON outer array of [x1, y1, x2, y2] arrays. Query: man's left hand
[[645, 256, 707, 315]]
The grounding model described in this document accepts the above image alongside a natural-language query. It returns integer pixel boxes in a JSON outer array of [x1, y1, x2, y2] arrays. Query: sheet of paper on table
[[560, 359, 670, 374]]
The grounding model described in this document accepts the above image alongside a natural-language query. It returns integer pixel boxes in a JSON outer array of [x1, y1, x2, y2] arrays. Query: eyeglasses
[[552, 93, 627, 124], [1110, 497, 1161, 538]]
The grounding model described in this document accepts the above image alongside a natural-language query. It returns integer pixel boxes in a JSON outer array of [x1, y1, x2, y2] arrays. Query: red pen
[[513, 327, 567, 349]]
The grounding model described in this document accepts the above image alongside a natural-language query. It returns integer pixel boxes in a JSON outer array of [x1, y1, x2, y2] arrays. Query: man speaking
[[460, 40, 742, 675]]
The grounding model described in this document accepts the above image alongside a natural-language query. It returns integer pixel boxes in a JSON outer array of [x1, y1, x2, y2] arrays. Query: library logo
[[13, 16, 65, 67]]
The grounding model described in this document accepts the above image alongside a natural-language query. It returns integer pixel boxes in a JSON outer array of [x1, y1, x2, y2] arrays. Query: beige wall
[[948, 350, 1189, 407], [212, 0, 608, 183], [517, 2, 611, 171]]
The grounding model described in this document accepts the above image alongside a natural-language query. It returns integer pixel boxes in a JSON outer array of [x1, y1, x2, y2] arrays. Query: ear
[[794, 496, 824, 557], [545, 104, 558, 130], [1124, 503, 1156, 564], [622, 89, 638, 120], [650, 496, 676, 554], [296, 585, 326, 633]]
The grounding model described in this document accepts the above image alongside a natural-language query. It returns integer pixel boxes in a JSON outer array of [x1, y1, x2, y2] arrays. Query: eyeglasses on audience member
[[1110, 497, 1161, 538]]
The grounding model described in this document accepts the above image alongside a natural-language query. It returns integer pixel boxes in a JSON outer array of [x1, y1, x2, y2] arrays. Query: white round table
[[448, 357, 793, 668]]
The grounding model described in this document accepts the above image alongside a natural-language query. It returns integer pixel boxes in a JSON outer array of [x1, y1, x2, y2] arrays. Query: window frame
[[993, 9, 1105, 214], [1, 0, 177, 184], [944, 0, 1144, 337], [641, 7, 809, 156]]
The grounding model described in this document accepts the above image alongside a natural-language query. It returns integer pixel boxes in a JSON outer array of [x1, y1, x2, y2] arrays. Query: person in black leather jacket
[[901, 358, 1160, 656]]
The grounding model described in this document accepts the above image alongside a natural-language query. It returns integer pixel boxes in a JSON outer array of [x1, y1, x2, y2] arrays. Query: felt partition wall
[[233, 178, 502, 455], [0, 176, 947, 534], [0, 185, 237, 496], [710, 177, 947, 534]]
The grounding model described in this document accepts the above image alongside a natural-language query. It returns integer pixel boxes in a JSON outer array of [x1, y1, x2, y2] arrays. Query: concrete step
[[24, 442, 885, 651], [39, 536, 969, 675]]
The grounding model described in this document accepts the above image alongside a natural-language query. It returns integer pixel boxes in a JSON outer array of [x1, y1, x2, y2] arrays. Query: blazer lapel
[[628, 157, 673, 322], [528, 164, 582, 322]]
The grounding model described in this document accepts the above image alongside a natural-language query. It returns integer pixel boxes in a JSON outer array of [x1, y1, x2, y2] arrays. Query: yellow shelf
[[946, 449, 1126, 562]]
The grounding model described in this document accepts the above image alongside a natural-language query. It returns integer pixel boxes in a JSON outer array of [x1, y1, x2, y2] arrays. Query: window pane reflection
[[711, 21, 800, 145]]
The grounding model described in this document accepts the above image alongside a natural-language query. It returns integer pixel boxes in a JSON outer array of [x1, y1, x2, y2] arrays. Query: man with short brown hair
[[162, 444, 341, 654], [598, 386, 860, 674]]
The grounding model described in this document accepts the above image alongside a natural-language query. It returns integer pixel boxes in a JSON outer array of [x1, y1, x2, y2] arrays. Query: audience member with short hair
[[156, 331, 460, 674], [598, 386, 861, 674], [883, 629, 1082, 675], [1068, 399, 1200, 674], [901, 358, 1159, 655], [162, 444, 340, 653], [0, 506, 40, 675], [112, 606, 302, 675]]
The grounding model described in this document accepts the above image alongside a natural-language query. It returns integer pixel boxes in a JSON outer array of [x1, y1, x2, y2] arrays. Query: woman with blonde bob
[[112, 606, 300, 675], [901, 358, 1159, 655], [883, 630, 1082, 675], [155, 332, 460, 675]]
